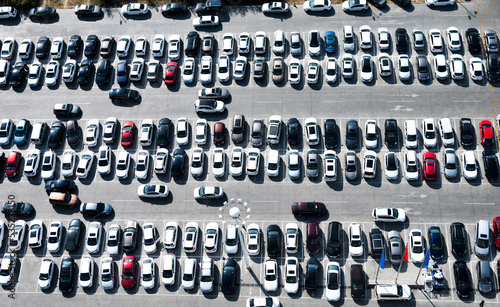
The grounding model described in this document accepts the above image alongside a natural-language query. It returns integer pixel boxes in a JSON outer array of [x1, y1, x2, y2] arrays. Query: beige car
[[48, 192, 80, 207], [123, 220, 139, 253], [272, 57, 285, 84]]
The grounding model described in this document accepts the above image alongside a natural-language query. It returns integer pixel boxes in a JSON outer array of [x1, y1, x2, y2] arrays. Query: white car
[[76, 150, 94, 179], [266, 150, 280, 177], [182, 258, 197, 289], [267, 115, 282, 145], [307, 60, 320, 84], [24, 149, 41, 177], [378, 28, 390, 50], [363, 150, 377, 179], [247, 223, 260, 256], [79, 257, 95, 289], [168, 35, 181, 60], [285, 223, 299, 254], [163, 222, 178, 250], [19, 39, 33, 60], [190, 148, 204, 177], [398, 55, 411, 81], [115, 151, 131, 179], [151, 34, 165, 58], [288, 150, 301, 179], [147, 62, 160, 83], [343, 25, 355, 52], [222, 33, 235, 55], [61, 150, 76, 177], [121, 3, 149, 16], [0, 59, 9, 86], [102, 117, 118, 144], [385, 152, 399, 180], [143, 223, 160, 254], [85, 119, 100, 147], [45, 60, 60, 87], [230, 147, 244, 176], [199, 258, 214, 293], [438, 117, 455, 147], [46, 220, 63, 253], [116, 35, 131, 57], [176, 118, 189, 146], [372, 208, 407, 223], [50, 37, 64, 59], [97, 145, 112, 175], [342, 0, 369, 12], [308, 30, 321, 56], [212, 148, 226, 178], [183, 222, 198, 253], [246, 298, 280, 307], [349, 223, 364, 257], [200, 55, 213, 84], [204, 222, 219, 253], [304, 0, 332, 12], [137, 184, 169, 198], [325, 58, 337, 83], [365, 120, 378, 149], [450, 54, 465, 80], [225, 224, 239, 254], [462, 151, 478, 180], [233, 56, 247, 80], [342, 54, 355, 79], [409, 229, 425, 263], [443, 149, 458, 179], [284, 257, 299, 294], [101, 257, 114, 290], [62, 60, 77, 83], [161, 254, 176, 285], [359, 25, 372, 49], [28, 63, 42, 87], [326, 262, 341, 302], [446, 27, 462, 51], [429, 29, 444, 53], [154, 148, 169, 174], [238, 32, 250, 54], [426, 0, 455, 7], [469, 57, 485, 81], [324, 150, 337, 181], [130, 58, 145, 81], [40, 150, 56, 180], [247, 148, 260, 175], [183, 57, 196, 84], [135, 150, 150, 180], [86, 221, 102, 254], [0, 254, 15, 286], [194, 186, 223, 200], [404, 150, 420, 181], [1, 37, 15, 60], [262, 2, 289, 14], [218, 55, 231, 82], [305, 118, 319, 146], [192, 15, 220, 28], [288, 58, 302, 84], [263, 259, 279, 292], [379, 54, 393, 77], [8, 220, 26, 252], [254, 31, 267, 55], [139, 119, 154, 146], [273, 29, 285, 55], [106, 224, 121, 256], [422, 118, 437, 147], [28, 220, 44, 249], [37, 259, 54, 290]]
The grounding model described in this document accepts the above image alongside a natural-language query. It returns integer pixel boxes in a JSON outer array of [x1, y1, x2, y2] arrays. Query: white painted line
[[249, 200, 278, 203], [255, 101, 282, 104], [464, 203, 495, 206], [392, 202, 422, 205]]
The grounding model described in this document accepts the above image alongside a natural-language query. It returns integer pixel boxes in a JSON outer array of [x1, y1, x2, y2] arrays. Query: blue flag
[[380, 246, 385, 269], [423, 248, 431, 269]]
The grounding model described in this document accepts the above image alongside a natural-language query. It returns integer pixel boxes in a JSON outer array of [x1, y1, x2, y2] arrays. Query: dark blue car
[[116, 61, 128, 86], [428, 226, 444, 260], [14, 119, 30, 145], [325, 31, 336, 53]]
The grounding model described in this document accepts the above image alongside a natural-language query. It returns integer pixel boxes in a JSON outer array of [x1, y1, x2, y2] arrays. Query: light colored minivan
[[266, 150, 280, 177], [404, 120, 418, 149], [439, 117, 455, 147], [31, 121, 47, 145], [273, 29, 285, 55], [375, 284, 412, 301], [475, 220, 490, 257]]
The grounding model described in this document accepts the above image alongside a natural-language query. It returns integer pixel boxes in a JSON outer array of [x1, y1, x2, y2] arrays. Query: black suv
[[157, 118, 173, 147], [483, 150, 499, 179], [185, 32, 200, 57], [324, 119, 338, 149], [170, 149, 186, 178], [305, 257, 320, 291], [459, 118, 474, 146], [67, 35, 82, 58], [384, 119, 398, 147], [47, 121, 65, 149], [267, 224, 281, 257], [326, 221, 343, 258], [220, 258, 237, 294], [84, 34, 99, 58], [454, 261, 472, 298], [95, 59, 111, 86], [395, 28, 408, 53], [195, 0, 223, 16], [287, 118, 300, 145], [35, 36, 50, 59], [59, 257, 76, 292], [369, 228, 384, 257], [466, 28, 482, 53], [450, 222, 467, 257], [487, 53, 500, 82]]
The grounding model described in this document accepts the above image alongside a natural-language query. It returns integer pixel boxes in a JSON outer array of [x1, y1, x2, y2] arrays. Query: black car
[[267, 224, 282, 258], [161, 3, 188, 15], [395, 28, 408, 53], [29, 7, 57, 20], [483, 149, 499, 179], [345, 120, 359, 149], [75, 5, 102, 16], [66, 120, 80, 148], [324, 119, 338, 149], [459, 118, 474, 147], [59, 257, 76, 292], [9, 62, 28, 87], [287, 118, 300, 145], [84, 35, 99, 58], [116, 61, 128, 85], [171, 148, 186, 178], [47, 121, 65, 149], [326, 221, 343, 258], [53, 103, 81, 117], [466, 28, 482, 53], [384, 119, 398, 147], [77, 60, 93, 85], [487, 53, 500, 82], [450, 222, 467, 257], [185, 31, 200, 57], [428, 226, 444, 260], [157, 118, 173, 147], [67, 35, 82, 58], [2, 201, 35, 216], [305, 257, 320, 291], [35, 36, 50, 59], [393, 0, 411, 6], [80, 202, 113, 218], [368, 0, 386, 8], [45, 179, 76, 195], [220, 258, 237, 294], [65, 218, 83, 252], [350, 264, 365, 298], [369, 228, 384, 257], [95, 59, 111, 86], [109, 88, 140, 103], [195, 0, 223, 16], [454, 261, 472, 298]]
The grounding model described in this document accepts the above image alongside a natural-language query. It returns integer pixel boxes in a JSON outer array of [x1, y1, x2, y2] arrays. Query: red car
[[164, 61, 178, 85], [121, 121, 135, 147], [493, 217, 500, 249], [213, 122, 225, 146], [291, 202, 326, 216], [5, 151, 21, 178], [121, 256, 137, 289], [479, 120, 494, 147], [423, 151, 437, 181]]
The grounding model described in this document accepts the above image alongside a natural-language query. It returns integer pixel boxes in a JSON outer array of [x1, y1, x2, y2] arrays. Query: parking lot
[[1, 2, 500, 307]]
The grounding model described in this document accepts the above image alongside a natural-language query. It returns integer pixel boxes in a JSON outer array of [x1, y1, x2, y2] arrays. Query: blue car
[[325, 31, 336, 53], [428, 226, 444, 260], [14, 119, 30, 146], [116, 60, 128, 86]]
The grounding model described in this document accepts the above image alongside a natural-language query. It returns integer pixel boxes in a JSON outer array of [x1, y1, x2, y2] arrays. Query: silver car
[[290, 32, 302, 57], [388, 230, 403, 265], [306, 150, 319, 178], [443, 149, 457, 179], [345, 150, 357, 180]]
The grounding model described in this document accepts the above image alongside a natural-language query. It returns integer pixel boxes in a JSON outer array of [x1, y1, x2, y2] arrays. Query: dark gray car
[[66, 120, 80, 148], [251, 119, 264, 147], [416, 56, 430, 81], [231, 114, 245, 143]]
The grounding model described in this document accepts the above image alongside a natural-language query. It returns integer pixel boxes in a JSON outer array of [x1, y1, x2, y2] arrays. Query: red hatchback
[[213, 122, 225, 146], [493, 217, 500, 249], [423, 151, 437, 181], [291, 202, 326, 216], [164, 61, 178, 85], [5, 151, 21, 178], [121, 121, 135, 147], [479, 120, 494, 147], [121, 256, 137, 289]]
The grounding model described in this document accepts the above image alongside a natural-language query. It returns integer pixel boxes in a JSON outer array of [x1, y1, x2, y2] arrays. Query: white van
[[375, 284, 412, 301], [266, 149, 280, 177], [439, 117, 455, 147], [475, 220, 490, 257], [31, 121, 47, 145], [404, 120, 418, 149]]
